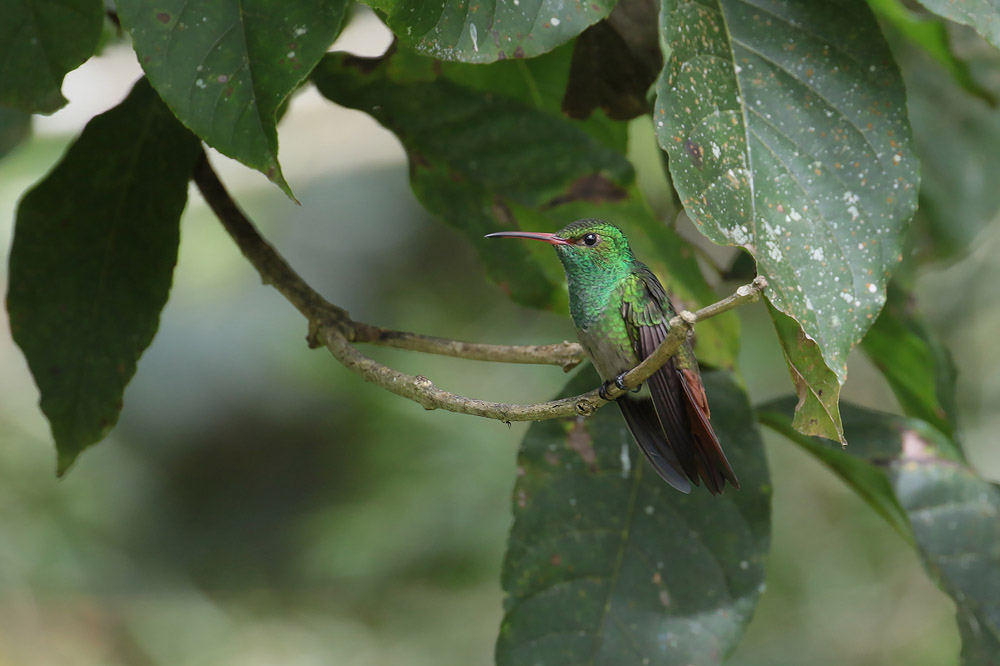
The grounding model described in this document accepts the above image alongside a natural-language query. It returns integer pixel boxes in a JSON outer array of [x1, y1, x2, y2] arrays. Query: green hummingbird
[[486, 219, 739, 495]]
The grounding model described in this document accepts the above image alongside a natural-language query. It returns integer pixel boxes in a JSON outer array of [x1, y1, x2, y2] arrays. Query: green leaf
[[911, 0, 1000, 51], [313, 50, 632, 309], [0, 0, 103, 112], [0, 107, 31, 160], [6, 78, 201, 473], [116, 0, 348, 198], [868, 0, 996, 105], [654, 0, 919, 388], [759, 400, 1000, 663], [498, 367, 771, 665], [895, 26, 1000, 260], [861, 282, 957, 438], [767, 303, 845, 444], [364, 0, 614, 63]]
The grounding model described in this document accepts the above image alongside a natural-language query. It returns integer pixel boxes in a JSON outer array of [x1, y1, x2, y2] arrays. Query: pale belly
[[576, 324, 640, 382]]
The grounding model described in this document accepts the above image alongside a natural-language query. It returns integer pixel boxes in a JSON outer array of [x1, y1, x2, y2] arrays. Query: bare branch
[[192, 150, 766, 422], [350, 323, 585, 372]]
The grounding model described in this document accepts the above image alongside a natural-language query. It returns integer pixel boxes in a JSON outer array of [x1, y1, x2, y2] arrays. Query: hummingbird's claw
[[598, 381, 615, 401], [599, 372, 633, 401]]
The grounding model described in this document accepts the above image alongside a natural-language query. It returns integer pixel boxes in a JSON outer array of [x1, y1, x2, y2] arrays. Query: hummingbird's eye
[[581, 233, 599, 247]]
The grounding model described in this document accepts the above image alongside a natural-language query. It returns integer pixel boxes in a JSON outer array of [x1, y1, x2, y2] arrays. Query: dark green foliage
[[499, 368, 770, 665], [862, 282, 958, 438], [758, 401, 1000, 664], [7, 79, 200, 472], [0, 0, 103, 112]]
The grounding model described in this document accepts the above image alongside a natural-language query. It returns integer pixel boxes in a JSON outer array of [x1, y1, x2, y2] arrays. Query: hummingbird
[[486, 219, 738, 494]]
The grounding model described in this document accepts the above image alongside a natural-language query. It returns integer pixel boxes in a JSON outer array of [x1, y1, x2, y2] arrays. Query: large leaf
[[0, 0, 103, 112], [759, 400, 1000, 664], [364, 0, 615, 63], [116, 0, 348, 197], [911, 0, 1000, 51], [6, 79, 200, 473], [498, 368, 771, 665], [861, 281, 957, 438], [654, 0, 919, 390]]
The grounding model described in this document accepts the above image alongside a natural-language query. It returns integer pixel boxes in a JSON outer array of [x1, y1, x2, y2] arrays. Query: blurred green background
[[2, 13, 998, 666]]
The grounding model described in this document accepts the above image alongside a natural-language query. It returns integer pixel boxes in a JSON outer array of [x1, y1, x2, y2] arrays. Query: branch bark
[[192, 150, 766, 422]]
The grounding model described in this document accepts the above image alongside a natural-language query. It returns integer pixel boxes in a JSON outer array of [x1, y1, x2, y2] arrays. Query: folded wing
[[621, 267, 739, 495]]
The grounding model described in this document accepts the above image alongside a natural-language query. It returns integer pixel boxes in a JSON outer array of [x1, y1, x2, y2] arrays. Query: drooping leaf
[[116, 0, 348, 198], [654, 0, 919, 393], [364, 0, 614, 63], [498, 368, 771, 666], [6, 79, 201, 473], [861, 282, 957, 438], [312, 49, 632, 310], [0, 107, 31, 159], [869, 0, 996, 104], [911, 0, 1000, 51], [562, 0, 662, 121], [894, 25, 1000, 260], [767, 303, 845, 444], [759, 400, 1000, 663], [0, 0, 103, 112]]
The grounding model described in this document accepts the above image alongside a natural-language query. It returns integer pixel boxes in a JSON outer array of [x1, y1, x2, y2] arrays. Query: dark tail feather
[[677, 367, 740, 495], [618, 395, 691, 494]]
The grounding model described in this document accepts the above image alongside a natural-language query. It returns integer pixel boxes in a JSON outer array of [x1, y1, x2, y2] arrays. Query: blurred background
[[2, 9, 998, 666]]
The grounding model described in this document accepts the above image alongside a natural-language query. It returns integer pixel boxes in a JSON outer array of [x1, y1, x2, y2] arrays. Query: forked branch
[[192, 151, 766, 421]]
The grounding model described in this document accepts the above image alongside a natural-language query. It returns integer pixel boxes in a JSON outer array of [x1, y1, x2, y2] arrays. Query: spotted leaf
[[654, 0, 919, 393]]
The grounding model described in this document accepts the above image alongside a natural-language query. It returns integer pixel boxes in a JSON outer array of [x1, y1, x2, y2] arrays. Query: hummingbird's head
[[485, 219, 636, 281]]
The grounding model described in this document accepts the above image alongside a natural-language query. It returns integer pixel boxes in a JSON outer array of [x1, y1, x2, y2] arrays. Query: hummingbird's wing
[[622, 267, 740, 495]]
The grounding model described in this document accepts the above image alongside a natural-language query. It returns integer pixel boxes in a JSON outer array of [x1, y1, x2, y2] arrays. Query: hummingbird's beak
[[484, 231, 571, 245]]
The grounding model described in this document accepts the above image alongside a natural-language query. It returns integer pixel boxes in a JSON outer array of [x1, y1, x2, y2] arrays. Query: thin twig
[[192, 150, 766, 422], [350, 323, 584, 371]]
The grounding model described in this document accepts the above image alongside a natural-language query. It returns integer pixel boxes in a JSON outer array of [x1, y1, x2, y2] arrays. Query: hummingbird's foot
[[614, 373, 641, 393], [600, 372, 634, 400], [598, 380, 617, 401], [614, 373, 629, 390]]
